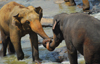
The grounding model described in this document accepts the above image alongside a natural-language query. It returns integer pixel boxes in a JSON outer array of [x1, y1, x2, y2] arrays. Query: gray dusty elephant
[[0, 1, 50, 63], [43, 13, 100, 64], [64, 0, 90, 11]]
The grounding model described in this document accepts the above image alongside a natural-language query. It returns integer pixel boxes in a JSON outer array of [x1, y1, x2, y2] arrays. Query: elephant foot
[[77, 5, 90, 11], [35, 59, 42, 64], [65, 2, 76, 6], [3, 53, 6, 56], [83, 7, 90, 11], [64, 0, 69, 2], [69, 3, 76, 6], [17, 53, 24, 60]]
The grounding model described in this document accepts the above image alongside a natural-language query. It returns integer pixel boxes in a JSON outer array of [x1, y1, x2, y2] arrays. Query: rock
[[91, 12, 100, 20], [41, 18, 53, 27], [54, 0, 64, 4], [89, 5, 100, 14], [50, 46, 68, 62], [46, 46, 83, 62]]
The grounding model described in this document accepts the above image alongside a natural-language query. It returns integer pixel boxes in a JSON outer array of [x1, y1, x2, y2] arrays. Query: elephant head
[[12, 6, 50, 39], [43, 20, 64, 51]]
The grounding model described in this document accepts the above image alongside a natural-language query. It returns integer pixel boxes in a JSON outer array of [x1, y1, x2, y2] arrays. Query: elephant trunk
[[30, 19, 50, 39], [43, 34, 60, 51], [43, 39, 55, 51]]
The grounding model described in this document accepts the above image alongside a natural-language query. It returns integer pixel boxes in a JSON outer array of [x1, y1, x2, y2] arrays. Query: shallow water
[[0, 0, 83, 17], [0, 0, 100, 64], [0, 27, 85, 64]]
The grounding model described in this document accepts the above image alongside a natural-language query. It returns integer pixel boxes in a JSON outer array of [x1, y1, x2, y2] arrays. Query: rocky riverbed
[[0, 0, 100, 64]]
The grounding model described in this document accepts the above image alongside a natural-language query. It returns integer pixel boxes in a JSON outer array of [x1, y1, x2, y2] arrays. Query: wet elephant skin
[[43, 13, 100, 64], [0, 1, 50, 63]]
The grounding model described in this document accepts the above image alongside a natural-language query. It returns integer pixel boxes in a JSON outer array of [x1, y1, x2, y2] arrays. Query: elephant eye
[[26, 20, 30, 24]]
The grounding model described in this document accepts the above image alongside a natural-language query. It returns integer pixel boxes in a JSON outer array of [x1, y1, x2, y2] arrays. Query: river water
[[0, 0, 100, 64]]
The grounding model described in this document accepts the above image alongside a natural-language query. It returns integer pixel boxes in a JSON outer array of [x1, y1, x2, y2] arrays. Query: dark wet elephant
[[64, 0, 90, 11], [0, 2, 50, 63], [43, 13, 100, 64]]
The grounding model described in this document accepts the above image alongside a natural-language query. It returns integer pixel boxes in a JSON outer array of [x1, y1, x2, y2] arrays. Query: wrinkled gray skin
[[43, 13, 100, 64]]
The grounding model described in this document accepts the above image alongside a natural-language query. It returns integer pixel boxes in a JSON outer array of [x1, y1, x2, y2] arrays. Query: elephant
[[64, 0, 90, 11], [43, 13, 100, 64], [0, 1, 50, 63]]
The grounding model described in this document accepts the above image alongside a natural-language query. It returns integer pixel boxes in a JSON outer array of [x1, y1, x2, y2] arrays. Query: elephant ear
[[34, 6, 43, 21], [52, 20, 60, 35], [52, 20, 60, 30], [52, 21, 57, 30], [12, 13, 22, 26]]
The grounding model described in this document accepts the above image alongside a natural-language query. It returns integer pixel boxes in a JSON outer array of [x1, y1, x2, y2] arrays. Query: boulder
[[54, 0, 64, 4], [46, 46, 83, 62], [41, 18, 53, 27], [51, 46, 68, 62]]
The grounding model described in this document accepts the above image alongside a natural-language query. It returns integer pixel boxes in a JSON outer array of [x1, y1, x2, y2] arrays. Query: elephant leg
[[82, 0, 90, 11], [84, 46, 92, 64], [65, 41, 78, 64], [1, 30, 9, 56], [8, 39, 15, 54], [67, 48, 77, 64], [2, 38, 9, 56], [84, 45, 100, 64], [64, 0, 69, 2], [0, 31, 3, 52], [69, 0, 76, 6], [29, 32, 40, 63], [10, 31, 24, 60]]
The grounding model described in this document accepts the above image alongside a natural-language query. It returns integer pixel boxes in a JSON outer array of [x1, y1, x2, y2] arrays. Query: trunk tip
[[46, 42, 54, 51]]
